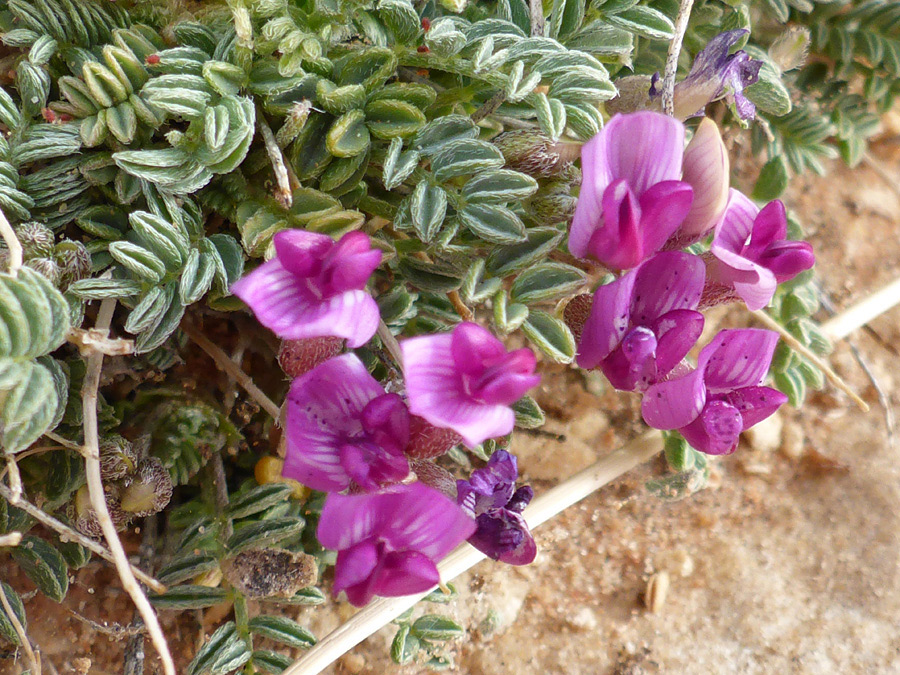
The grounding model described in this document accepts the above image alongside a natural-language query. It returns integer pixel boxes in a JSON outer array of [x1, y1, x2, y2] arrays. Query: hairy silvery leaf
[[565, 21, 633, 62], [0, 268, 70, 359], [563, 102, 603, 139], [391, 624, 420, 665], [459, 204, 526, 244], [605, 6, 674, 40], [0, 86, 22, 130], [549, 0, 585, 39], [174, 21, 218, 53], [68, 278, 143, 300], [493, 289, 529, 333], [134, 293, 185, 353], [0, 359, 63, 452], [103, 45, 150, 91], [509, 262, 586, 304], [125, 285, 172, 335], [326, 109, 370, 158], [109, 241, 167, 282], [377, 0, 422, 43], [147, 46, 208, 76], [0, 582, 26, 644], [336, 47, 398, 93], [410, 182, 448, 243], [157, 551, 219, 586], [253, 650, 293, 674], [512, 395, 545, 428], [179, 250, 217, 305], [378, 286, 419, 325], [141, 74, 213, 119], [411, 615, 465, 642], [11, 536, 68, 602], [106, 102, 138, 144], [507, 37, 565, 63], [150, 585, 230, 610], [521, 310, 576, 363], [248, 615, 317, 649], [306, 209, 365, 237], [462, 169, 538, 204], [316, 80, 367, 115], [205, 105, 231, 152], [550, 66, 618, 103], [487, 227, 563, 275], [431, 139, 505, 181], [398, 256, 464, 293], [28, 34, 58, 67], [506, 62, 542, 103], [365, 99, 427, 140], [745, 47, 792, 117], [426, 18, 468, 57], [130, 211, 191, 271], [226, 517, 305, 554], [203, 234, 244, 295], [114, 148, 213, 193], [3, 29, 39, 48], [465, 19, 525, 47], [413, 115, 479, 155], [382, 138, 421, 190], [203, 60, 246, 96], [83, 60, 130, 107], [12, 124, 81, 166], [532, 94, 567, 141]]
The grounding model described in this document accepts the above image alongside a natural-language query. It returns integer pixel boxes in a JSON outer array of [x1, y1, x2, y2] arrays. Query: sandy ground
[[3, 134, 900, 675]]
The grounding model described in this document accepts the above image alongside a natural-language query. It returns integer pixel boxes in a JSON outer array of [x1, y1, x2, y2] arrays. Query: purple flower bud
[[570, 112, 695, 270], [577, 251, 706, 391], [231, 230, 382, 348], [707, 190, 815, 310], [641, 329, 788, 455], [284, 354, 410, 492], [401, 323, 541, 448], [457, 451, 536, 565], [672, 30, 763, 121], [318, 483, 475, 606]]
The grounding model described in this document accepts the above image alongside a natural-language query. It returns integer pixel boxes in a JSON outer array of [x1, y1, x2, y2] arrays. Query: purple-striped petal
[[599, 327, 658, 391], [708, 245, 777, 311], [576, 266, 638, 370], [272, 229, 332, 277], [361, 393, 411, 455], [679, 402, 740, 455], [631, 251, 705, 324], [469, 350, 540, 406], [700, 328, 779, 391], [333, 541, 378, 596], [713, 189, 758, 254], [641, 367, 707, 430], [588, 179, 643, 270], [651, 309, 705, 376], [744, 200, 787, 258], [322, 231, 383, 294], [451, 322, 507, 376], [373, 550, 441, 597], [318, 492, 381, 551], [725, 385, 788, 430], [636, 180, 694, 257], [601, 112, 685, 196], [758, 240, 815, 283], [569, 134, 607, 259], [380, 484, 476, 559], [680, 118, 730, 237]]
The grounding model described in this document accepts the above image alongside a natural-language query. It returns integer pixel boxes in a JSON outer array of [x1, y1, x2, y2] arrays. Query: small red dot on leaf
[[417, 45, 429, 53], [421, 17, 431, 30], [146, 54, 161, 65]]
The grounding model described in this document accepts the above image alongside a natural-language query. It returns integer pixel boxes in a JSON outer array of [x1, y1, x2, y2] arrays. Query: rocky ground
[[3, 125, 900, 675]]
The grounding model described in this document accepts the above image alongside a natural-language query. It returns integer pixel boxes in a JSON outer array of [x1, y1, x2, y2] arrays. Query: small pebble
[[644, 572, 670, 614], [340, 653, 365, 674]]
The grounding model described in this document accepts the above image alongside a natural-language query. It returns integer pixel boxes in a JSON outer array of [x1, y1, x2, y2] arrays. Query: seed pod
[[222, 548, 318, 599], [277, 336, 344, 378], [528, 187, 577, 225], [119, 457, 173, 517], [71, 485, 132, 537], [15, 222, 55, 258], [492, 130, 569, 178], [562, 293, 592, 345], [99, 434, 139, 481], [24, 257, 62, 285], [55, 240, 92, 291], [405, 415, 461, 459]]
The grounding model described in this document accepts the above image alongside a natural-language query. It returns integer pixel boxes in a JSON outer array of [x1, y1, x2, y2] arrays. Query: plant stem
[[82, 298, 176, 675], [819, 275, 900, 342], [0, 531, 21, 547], [529, 0, 544, 37], [0, 580, 39, 674], [257, 106, 293, 208], [0, 482, 165, 592], [376, 319, 404, 366], [280, 433, 664, 675], [0, 206, 21, 276], [662, 0, 695, 116]]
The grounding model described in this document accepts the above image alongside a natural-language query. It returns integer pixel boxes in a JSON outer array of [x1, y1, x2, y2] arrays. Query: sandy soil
[[3, 134, 900, 675]]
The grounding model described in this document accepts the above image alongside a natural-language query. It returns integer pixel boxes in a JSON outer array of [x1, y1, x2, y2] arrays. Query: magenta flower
[[401, 323, 541, 448], [284, 354, 410, 492], [231, 230, 382, 347], [672, 30, 762, 121], [457, 450, 536, 565], [707, 190, 816, 311], [577, 251, 705, 391], [642, 329, 788, 455], [318, 483, 475, 606]]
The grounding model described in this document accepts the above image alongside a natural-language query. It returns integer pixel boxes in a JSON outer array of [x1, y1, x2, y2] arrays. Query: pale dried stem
[[67, 327, 134, 356], [0, 531, 21, 547], [0, 482, 165, 592], [82, 298, 175, 675], [662, 0, 695, 116], [0, 578, 40, 674], [281, 433, 664, 675], [819, 275, 900, 342], [181, 320, 282, 420], [3, 451, 21, 504], [258, 107, 293, 208], [0, 206, 21, 276], [862, 152, 900, 200], [44, 431, 85, 453], [529, 0, 544, 37], [447, 290, 474, 321], [376, 319, 404, 366], [753, 309, 869, 412]]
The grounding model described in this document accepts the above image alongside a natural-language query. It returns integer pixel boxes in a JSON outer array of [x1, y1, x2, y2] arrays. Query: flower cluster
[[235, 238, 540, 606], [569, 110, 814, 454]]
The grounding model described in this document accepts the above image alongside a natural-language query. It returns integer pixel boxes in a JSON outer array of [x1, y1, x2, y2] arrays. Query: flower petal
[[712, 189, 758, 254], [699, 328, 779, 391], [602, 112, 685, 196], [576, 269, 638, 369], [317, 492, 381, 551], [636, 181, 694, 257], [745, 199, 787, 258], [373, 550, 441, 598], [709, 246, 777, 311], [587, 179, 643, 269], [726, 385, 788, 430], [451, 322, 507, 376], [679, 408, 738, 455], [569, 133, 609, 259], [380, 483, 476, 559], [651, 309, 705, 376], [641, 368, 707, 430], [273, 229, 333, 277], [322, 231, 382, 294], [680, 118, 729, 237], [631, 251, 705, 324], [758, 240, 815, 283], [332, 541, 378, 595]]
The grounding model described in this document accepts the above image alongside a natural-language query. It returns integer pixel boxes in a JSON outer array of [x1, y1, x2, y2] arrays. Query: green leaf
[[125, 286, 171, 335], [521, 310, 575, 363], [493, 290, 529, 333], [134, 292, 185, 354], [462, 170, 538, 204], [226, 517, 305, 554], [365, 99, 427, 140], [512, 395, 545, 429], [260, 586, 327, 606], [377, 0, 422, 43], [248, 615, 317, 649], [326, 109, 371, 158], [227, 483, 295, 520], [0, 582, 26, 644], [383, 138, 421, 190], [753, 155, 789, 201], [411, 614, 465, 641], [549, 0, 585, 39], [150, 585, 230, 610], [11, 536, 69, 602], [188, 621, 252, 675], [157, 552, 219, 586], [487, 227, 563, 275], [413, 115, 479, 155], [391, 624, 421, 664], [646, 466, 709, 501], [252, 650, 293, 674], [509, 262, 585, 304], [774, 368, 806, 408], [459, 204, 526, 244], [431, 139, 505, 182], [605, 6, 674, 40], [410, 183, 448, 243], [109, 240, 167, 282], [68, 278, 142, 300], [130, 211, 191, 271], [398, 257, 463, 293], [744, 49, 791, 117], [1, 360, 61, 453], [663, 432, 693, 472]]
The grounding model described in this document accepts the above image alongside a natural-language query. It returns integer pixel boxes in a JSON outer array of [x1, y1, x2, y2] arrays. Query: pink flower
[[577, 251, 705, 391], [570, 112, 729, 269], [400, 323, 541, 448], [284, 354, 410, 492], [708, 190, 816, 310], [318, 483, 475, 606], [641, 329, 788, 455], [231, 230, 382, 347]]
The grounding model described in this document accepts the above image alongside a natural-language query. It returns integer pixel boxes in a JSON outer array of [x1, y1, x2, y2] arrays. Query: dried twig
[[819, 275, 900, 342], [81, 298, 175, 675], [376, 318, 404, 366], [0, 579, 40, 674], [257, 106, 293, 208], [3, 450, 22, 505], [447, 290, 474, 321], [471, 91, 507, 124], [529, 0, 544, 37], [44, 431, 85, 452], [281, 433, 664, 675], [67, 327, 134, 356], [0, 483, 164, 592], [180, 319, 282, 420], [862, 152, 900, 200], [0, 206, 21, 276], [67, 608, 147, 638], [662, 0, 695, 116], [752, 309, 869, 412], [0, 531, 21, 547]]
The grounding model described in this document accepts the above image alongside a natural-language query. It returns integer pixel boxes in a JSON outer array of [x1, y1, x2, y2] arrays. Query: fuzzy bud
[[71, 485, 132, 537], [605, 75, 660, 116], [54, 240, 92, 291], [24, 257, 61, 285], [99, 434, 138, 481], [492, 130, 571, 178], [222, 548, 318, 599], [562, 294, 593, 346], [119, 458, 173, 517], [769, 27, 810, 72], [439, 0, 467, 12], [409, 459, 457, 499], [528, 185, 577, 225], [405, 414, 462, 459], [14, 222, 55, 258], [277, 336, 344, 378]]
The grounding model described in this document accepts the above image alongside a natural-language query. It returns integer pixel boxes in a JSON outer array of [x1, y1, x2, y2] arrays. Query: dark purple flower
[[673, 30, 763, 121], [570, 112, 694, 270], [231, 230, 382, 347], [457, 450, 536, 565], [284, 353, 410, 492], [577, 251, 706, 391], [401, 322, 541, 448], [642, 329, 788, 455], [707, 190, 816, 310], [318, 483, 475, 606]]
